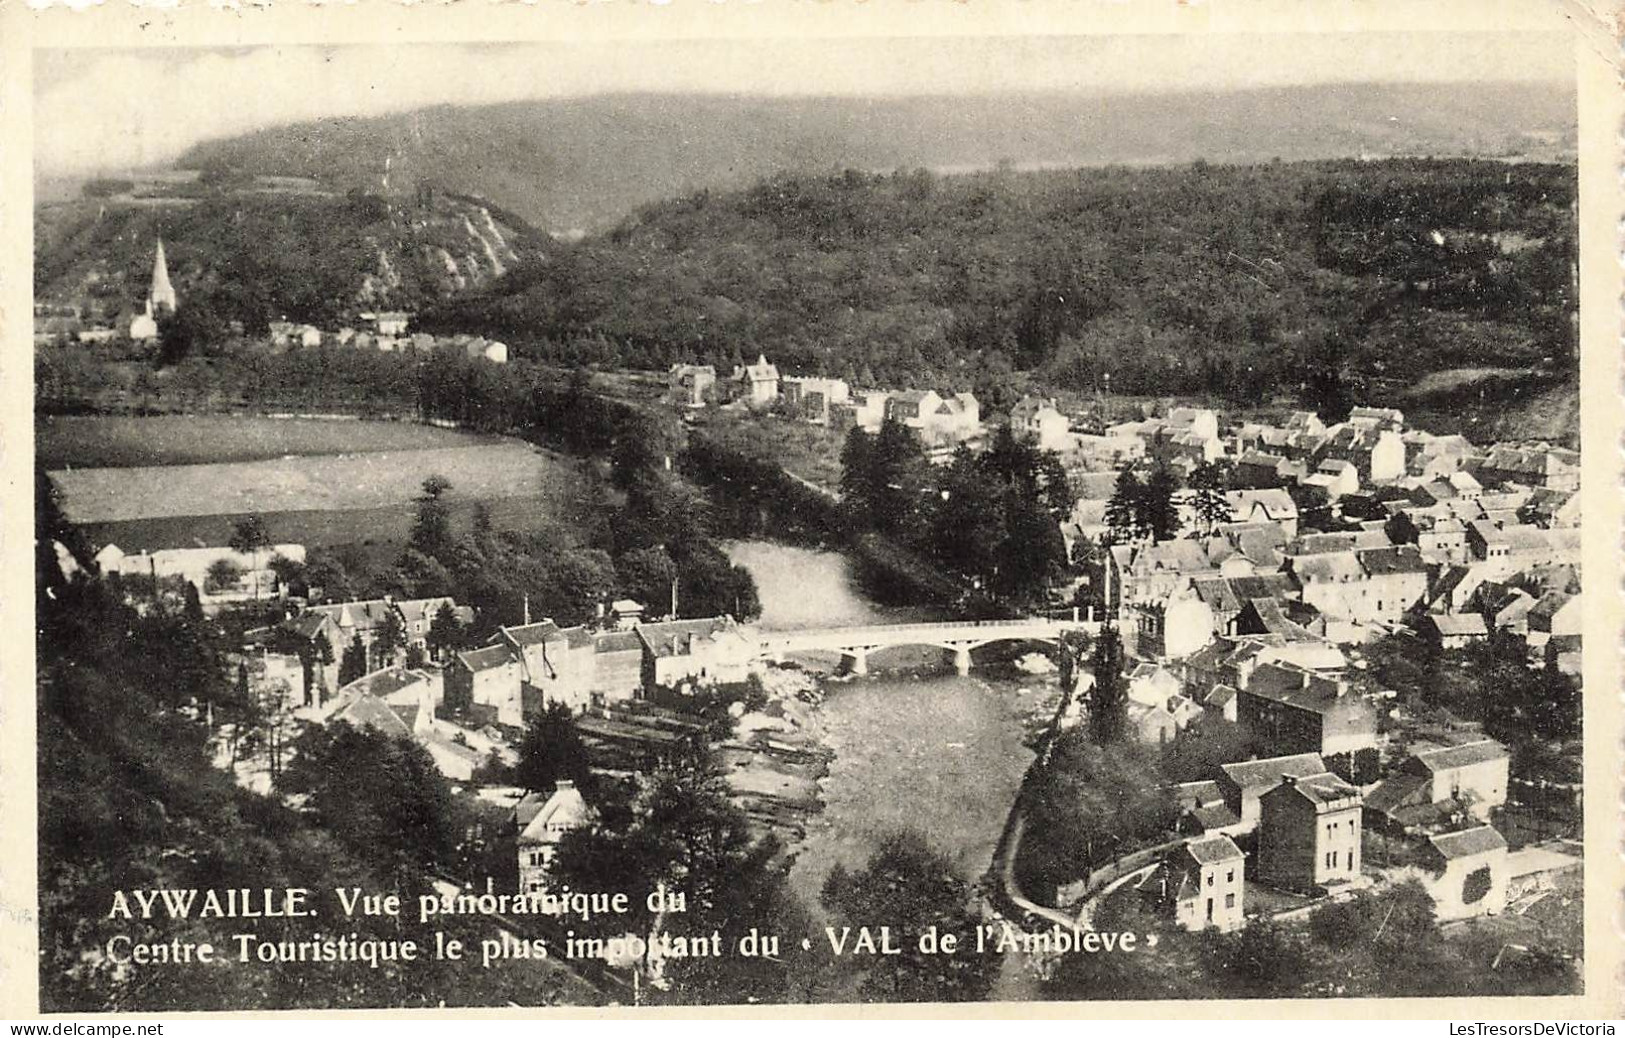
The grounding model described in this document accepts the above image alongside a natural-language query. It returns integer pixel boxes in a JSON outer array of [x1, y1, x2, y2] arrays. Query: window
[[1226, 893, 1236, 909], [1207, 874, 1214, 887], [1226, 870, 1234, 883]]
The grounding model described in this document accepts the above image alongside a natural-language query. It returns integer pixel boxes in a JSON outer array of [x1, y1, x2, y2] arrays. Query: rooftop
[[1218, 752, 1327, 791], [1183, 834, 1244, 865]]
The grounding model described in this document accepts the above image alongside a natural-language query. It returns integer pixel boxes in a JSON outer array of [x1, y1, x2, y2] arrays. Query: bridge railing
[[756, 617, 1095, 648]]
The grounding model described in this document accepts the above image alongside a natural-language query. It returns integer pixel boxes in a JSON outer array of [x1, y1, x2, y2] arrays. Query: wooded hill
[[423, 158, 1577, 423], [169, 83, 1576, 234], [34, 178, 548, 332]]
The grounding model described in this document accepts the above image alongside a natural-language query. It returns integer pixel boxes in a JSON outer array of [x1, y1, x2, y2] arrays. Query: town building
[[1414, 825, 1510, 921], [1135, 834, 1246, 932], [497, 621, 597, 715], [780, 376, 851, 424], [444, 644, 526, 728], [1212, 752, 1329, 834], [1235, 664, 1379, 758], [1223, 489, 1300, 538], [636, 616, 758, 692], [1400, 740, 1509, 821], [731, 355, 781, 407], [669, 364, 717, 408], [1414, 612, 1490, 649], [515, 781, 597, 895], [1009, 396, 1071, 451], [1256, 772, 1364, 893]]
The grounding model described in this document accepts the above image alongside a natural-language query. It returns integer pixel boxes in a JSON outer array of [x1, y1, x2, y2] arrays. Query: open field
[[50, 442, 576, 524], [73, 494, 568, 557], [38, 414, 498, 468]]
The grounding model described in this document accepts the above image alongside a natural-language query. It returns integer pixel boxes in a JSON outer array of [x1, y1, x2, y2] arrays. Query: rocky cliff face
[[34, 173, 542, 327]]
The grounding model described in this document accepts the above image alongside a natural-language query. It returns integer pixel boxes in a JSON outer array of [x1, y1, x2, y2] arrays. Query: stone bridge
[[756, 617, 1098, 676]]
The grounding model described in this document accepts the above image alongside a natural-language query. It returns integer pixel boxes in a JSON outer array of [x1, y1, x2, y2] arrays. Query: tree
[[1017, 729, 1177, 902], [1141, 464, 1182, 543], [409, 475, 455, 561], [820, 830, 996, 1003], [1187, 461, 1234, 532], [204, 557, 244, 595], [549, 756, 806, 1004], [229, 516, 273, 601], [426, 601, 464, 660], [279, 722, 460, 875], [1088, 623, 1128, 745], [617, 546, 678, 619], [374, 609, 407, 669], [1105, 465, 1146, 543], [183, 581, 204, 621], [515, 702, 591, 796], [338, 634, 368, 687]]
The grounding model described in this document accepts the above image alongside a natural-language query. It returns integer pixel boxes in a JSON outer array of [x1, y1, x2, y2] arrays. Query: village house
[[636, 616, 758, 692], [444, 644, 526, 728], [1256, 772, 1364, 893], [300, 596, 470, 671], [1526, 590, 1580, 647], [1212, 752, 1330, 834], [1347, 405, 1405, 432], [1235, 663, 1379, 758], [1403, 430, 1475, 478], [1009, 396, 1071, 451], [731, 354, 781, 408], [1188, 573, 1299, 637], [1316, 422, 1406, 484], [1172, 778, 1245, 836], [1474, 444, 1579, 492], [1127, 700, 1180, 745], [1233, 451, 1300, 489], [1104, 540, 1216, 613], [497, 620, 598, 715], [780, 376, 852, 425], [1202, 684, 1239, 723], [359, 311, 412, 336], [669, 364, 717, 408], [1471, 581, 1538, 634], [1131, 591, 1217, 661], [1413, 825, 1511, 921], [1401, 740, 1509, 821], [515, 781, 597, 895], [1302, 458, 1360, 499], [1134, 834, 1247, 932], [608, 599, 646, 630], [1415, 612, 1490, 650], [1223, 489, 1299, 538], [591, 630, 646, 702], [830, 389, 891, 433], [1288, 545, 1428, 628]]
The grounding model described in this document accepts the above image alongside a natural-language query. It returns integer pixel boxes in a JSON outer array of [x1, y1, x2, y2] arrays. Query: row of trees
[[1104, 459, 1236, 545]]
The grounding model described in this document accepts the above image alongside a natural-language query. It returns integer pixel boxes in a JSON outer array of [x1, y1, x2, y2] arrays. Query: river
[[726, 540, 1054, 998]]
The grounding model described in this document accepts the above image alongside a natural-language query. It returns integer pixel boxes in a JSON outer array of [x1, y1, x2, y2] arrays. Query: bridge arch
[[756, 619, 1096, 677]]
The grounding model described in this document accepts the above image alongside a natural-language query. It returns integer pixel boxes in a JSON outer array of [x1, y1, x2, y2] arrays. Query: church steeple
[[147, 238, 177, 315]]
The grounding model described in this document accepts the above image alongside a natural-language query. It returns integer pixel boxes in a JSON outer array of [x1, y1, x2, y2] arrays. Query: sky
[[34, 33, 1574, 178]]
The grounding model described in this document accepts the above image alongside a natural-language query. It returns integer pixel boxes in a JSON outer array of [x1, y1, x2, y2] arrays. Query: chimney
[[1281, 774, 1299, 787], [555, 779, 574, 791]]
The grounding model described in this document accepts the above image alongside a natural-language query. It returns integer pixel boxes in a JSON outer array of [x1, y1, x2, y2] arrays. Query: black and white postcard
[[3, 0, 1620, 1018]]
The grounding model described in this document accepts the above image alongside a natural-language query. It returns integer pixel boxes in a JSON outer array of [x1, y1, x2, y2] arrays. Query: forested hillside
[[424, 158, 1577, 420], [34, 178, 546, 332], [169, 84, 1576, 233]]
